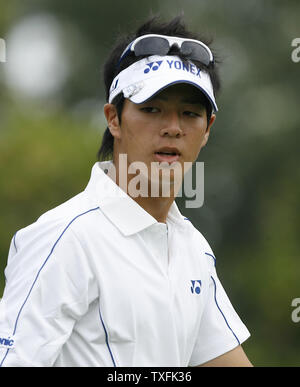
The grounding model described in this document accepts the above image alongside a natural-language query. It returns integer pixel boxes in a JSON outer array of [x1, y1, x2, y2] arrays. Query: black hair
[[98, 15, 221, 161]]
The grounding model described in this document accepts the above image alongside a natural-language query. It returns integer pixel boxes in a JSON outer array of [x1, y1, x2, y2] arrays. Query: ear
[[201, 114, 216, 148], [103, 103, 121, 139]]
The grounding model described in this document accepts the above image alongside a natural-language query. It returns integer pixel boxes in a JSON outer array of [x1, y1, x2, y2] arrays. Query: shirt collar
[[85, 162, 185, 236]]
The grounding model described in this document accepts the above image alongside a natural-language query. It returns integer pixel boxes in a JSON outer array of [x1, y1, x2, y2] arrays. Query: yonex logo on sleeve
[[0, 335, 15, 349], [190, 280, 202, 294]]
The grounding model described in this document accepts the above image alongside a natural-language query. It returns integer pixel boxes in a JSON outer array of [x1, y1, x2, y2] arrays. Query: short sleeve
[[0, 219, 97, 367], [189, 263, 250, 366]]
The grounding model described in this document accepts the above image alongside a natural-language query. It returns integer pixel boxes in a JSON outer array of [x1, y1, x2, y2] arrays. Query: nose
[[160, 111, 183, 138]]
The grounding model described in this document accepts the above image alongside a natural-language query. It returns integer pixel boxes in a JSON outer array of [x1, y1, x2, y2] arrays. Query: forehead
[[149, 83, 209, 105]]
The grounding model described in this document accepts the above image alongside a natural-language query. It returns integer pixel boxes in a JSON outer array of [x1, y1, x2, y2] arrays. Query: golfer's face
[[113, 83, 215, 188]]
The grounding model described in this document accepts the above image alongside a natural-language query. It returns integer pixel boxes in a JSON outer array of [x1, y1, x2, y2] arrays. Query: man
[[0, 16, 252, 367]]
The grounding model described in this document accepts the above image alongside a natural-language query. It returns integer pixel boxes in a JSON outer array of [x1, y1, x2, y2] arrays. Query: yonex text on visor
[[119, 34, 214, 67], [109, 55, 218, 112]]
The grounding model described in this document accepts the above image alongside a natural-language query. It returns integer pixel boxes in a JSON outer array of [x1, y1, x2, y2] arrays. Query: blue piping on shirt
[[0, 206, 100, 367], [205, 252, 216, 267], [99, 305, 116, 367], [13, 232, 18, 253], [211, 275, 240, 346]]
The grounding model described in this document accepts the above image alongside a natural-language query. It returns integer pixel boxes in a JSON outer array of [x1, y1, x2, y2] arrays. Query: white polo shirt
[[0, 162, 250, 367]]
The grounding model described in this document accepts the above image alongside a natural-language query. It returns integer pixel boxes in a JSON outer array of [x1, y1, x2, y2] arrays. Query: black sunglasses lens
[[181, 42, 211, 66], [134, 37, 169, 57]]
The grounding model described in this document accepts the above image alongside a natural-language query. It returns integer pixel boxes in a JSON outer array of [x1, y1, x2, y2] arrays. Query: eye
[[140, 107, 160, 113], [183, 111, 201, 118]]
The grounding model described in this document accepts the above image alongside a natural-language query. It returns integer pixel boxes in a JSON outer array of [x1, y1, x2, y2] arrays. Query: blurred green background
[[0, 0, 299, 366]]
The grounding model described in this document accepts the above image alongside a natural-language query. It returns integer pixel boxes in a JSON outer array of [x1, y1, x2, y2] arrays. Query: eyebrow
[[182, 98, 206, 105]]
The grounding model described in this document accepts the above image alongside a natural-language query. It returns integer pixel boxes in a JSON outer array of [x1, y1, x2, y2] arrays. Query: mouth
[[154, 147, 181, 163]]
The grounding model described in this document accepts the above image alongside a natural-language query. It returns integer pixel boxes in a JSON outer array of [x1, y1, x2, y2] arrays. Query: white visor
[[109, 55, 218, 112]]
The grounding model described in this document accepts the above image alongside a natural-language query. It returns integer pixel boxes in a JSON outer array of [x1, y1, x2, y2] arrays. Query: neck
[[112, 156, 181, 223], [133, 195, 174, 224]]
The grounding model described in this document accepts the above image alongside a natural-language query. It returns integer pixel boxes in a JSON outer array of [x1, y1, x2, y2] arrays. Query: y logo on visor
[[144, 61, 163, 74]]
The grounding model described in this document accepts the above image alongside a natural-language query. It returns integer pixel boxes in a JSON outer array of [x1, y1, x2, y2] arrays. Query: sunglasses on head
[[118, 34, 214, 67]]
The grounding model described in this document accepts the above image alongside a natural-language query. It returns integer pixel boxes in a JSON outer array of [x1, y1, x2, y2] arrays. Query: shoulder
[[14, 191, 99, 249], [7, 191, 102, 280], [182, 216, 217, 269], [5, 191, 101, 285]]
